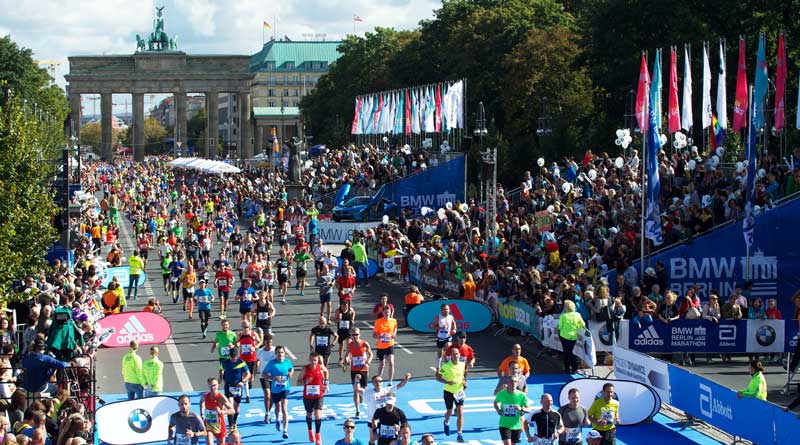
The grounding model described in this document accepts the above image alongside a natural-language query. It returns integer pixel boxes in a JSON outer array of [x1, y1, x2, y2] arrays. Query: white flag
[[717, 41, 727, 128], [681, 46, 693, 131], [96, 396, 178, 445], [702, 44, 712, 129]]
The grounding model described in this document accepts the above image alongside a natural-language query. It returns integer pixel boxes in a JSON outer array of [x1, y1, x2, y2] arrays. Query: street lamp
[[474, 102, 488, 202], [481, 147, 498, 256]]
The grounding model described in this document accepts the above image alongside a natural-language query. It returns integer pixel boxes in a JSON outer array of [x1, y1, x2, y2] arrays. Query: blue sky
[[0, 0, 439, 114]]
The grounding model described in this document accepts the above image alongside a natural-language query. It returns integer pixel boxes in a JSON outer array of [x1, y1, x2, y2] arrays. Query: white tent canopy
[[168, 157, 241, 174]]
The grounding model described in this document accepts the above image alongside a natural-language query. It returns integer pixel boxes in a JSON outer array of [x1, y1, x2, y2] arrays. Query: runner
[[293, 246, 313, 296], [558, 388, 591, 445], [211, 319, 238, 363], [313, 238, 328, 281], [235, 278, 256, 324], [262, 262, 276, 303], [319, 263, 335, 321], [309, 316, 338, 367], [360, 373, 411, 431], [370, 393, 407, 445], [336, 266, 356, 302], [433, 304, 457, 369], [214, 264, 235, 317], [524, 393, 564, 444], [219, 347, 250, 431], [200, 377, 233, 445], [297, 352, 330, 445], [169, 252, 187, 303], [372, 294, 395, 320], [195, 280, 215, 339], [334, 300, 356, 366], [344, 327, 373, 419], [334, 418, 364, 445], [264, 345, 294, 439], [373, 305, 398, 384], [493, 375, 530, 445], [436, 348, 467, 442], [275, 251, 290, 304], [256, 334, 276, 424], [168, 394, 205, 445], [237, 322, 261, 404], [446, 332, 476, 370], [181, 263, 197, 319], [494, 361, 528, 395], [253, 291, 276, 337], [587, 383, 619, 445]]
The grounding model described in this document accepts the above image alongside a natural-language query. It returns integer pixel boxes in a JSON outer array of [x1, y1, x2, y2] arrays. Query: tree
[[187, 108, 206, 155], [120, 117, 167, 154]]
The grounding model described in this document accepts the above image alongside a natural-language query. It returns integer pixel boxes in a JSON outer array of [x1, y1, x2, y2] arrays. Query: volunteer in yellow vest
[[143, 345, 164, 397], [557, 300, 586, 375], [737, 359, 767, 401], [352, 239, 368, 286], [127, 250, 145, 301], [588, 383, 620, 445], [122, 340, 145, 400], [436, 348, 467, 442]]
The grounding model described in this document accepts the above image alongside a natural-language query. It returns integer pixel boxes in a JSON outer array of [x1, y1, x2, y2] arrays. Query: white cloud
[[174, 0, 217, 37]]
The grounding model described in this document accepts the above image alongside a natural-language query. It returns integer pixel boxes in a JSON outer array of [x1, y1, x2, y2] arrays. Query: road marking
[[361, 321, 414, 355], [284, 346, 297, 360], [118, 214, 193, 392]]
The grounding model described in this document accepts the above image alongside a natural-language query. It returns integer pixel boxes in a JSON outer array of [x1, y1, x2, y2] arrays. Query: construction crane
[[34, 60, 61, 85]]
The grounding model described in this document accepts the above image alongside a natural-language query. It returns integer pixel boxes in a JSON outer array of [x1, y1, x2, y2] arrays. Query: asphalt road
[[94, 214, 562, 397]]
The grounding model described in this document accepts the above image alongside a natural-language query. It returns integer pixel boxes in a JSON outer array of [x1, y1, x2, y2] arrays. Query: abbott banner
[[612, 346, 671, 403], [96, 396, 178, 444]]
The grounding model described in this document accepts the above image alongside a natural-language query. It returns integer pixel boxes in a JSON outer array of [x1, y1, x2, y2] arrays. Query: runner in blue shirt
[[265, 346, 294, 439], [219, 347, 250, 431], [169, 255, 186, 303], [236, 279, 257, 324], [195, 280, 215, 338]]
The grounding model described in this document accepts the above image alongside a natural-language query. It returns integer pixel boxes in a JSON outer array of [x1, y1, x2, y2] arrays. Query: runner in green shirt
[[211, 319, 238, 362], [293, 247, 312, 296], [494, 375, 529, 445]]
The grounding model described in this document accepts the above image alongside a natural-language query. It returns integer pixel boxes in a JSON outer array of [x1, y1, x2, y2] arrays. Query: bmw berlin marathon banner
[[96, 396, 178, 444], [622, 318, 786, 353], [388, 155, 465, 214]]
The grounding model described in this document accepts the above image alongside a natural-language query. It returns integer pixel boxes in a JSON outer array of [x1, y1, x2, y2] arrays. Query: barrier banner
[[497, 299, 541, 338], [406, 299, 493, 333], [408, 265, 461, 296], [540, 315, 597, 367], [558, 378, 660, 425], [625, 319, 787, 353], [390, 155, 465, 214], [98, 266, 147, 289], [612, 345, 671, 403], [95, 312, 172, 347], [316, 221, 380, 244], [96, 396, 178, 445], [587, 320, 616, 354]]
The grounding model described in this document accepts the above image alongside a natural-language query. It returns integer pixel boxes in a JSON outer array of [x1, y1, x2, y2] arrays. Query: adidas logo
[[633, 325, 664, 346], [116, 315, 155, 344]]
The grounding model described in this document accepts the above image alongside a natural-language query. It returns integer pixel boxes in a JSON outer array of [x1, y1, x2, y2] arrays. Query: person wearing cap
[[195, 280, 215, 338], [587, 383, 619, 445], [436, 348, 467, 442], [20, 338, 69, 395], [334, 418, 364, 445], [121, 340, 144, 400], [585, 430, 603, 445], [371, 392, 407, 445]]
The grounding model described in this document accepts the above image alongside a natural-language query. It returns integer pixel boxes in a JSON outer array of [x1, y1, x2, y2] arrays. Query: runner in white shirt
[[433, 304, 457, 369], [359, 373, 411, 421], [256, 334, 277, 424], [312, 239, 328, 281]]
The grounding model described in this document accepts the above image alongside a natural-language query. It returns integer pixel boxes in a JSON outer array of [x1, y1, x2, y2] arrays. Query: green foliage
[[187, 108, 206, 155], [119, 117, 168, 155]]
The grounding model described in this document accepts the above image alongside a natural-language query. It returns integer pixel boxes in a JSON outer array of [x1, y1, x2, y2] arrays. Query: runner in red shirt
[[215, 265, 235, 316], [200, 377, 233, 445], [372, 293, 395, 319], [237, 323, 261, 404], [336, 268, 356, 302], [297, 353, 329, 445], [343, 327, 373, 419], [445, 331, 476, 370]]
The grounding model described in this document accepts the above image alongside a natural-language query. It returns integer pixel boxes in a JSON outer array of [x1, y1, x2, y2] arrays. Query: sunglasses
[[344, 425, 355, 430]]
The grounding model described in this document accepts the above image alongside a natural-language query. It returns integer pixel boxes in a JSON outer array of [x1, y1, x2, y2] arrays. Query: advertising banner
[[625, 319, 788, 353], [612, 345, 671, 403], [408, 265, 461, 296], [316, 221, 380, 244], [98, 266, 147, 289], [95, 312, 172, 347], [96, 396, 178, 445], [497, 299, 541, 339], [558, 378, 660, 425], [336, 258, 379, 278], [406, 299, 493, 333], [390, 155, 465, 214], [540, 315, 597, 367]]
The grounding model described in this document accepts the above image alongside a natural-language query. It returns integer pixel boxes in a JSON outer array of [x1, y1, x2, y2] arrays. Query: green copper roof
[[250, 40, 342, 72], [253, 106, 300, 117]]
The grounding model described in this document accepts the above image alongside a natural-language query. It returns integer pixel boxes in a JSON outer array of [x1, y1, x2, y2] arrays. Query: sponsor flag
[[681, 45, 693, 131], [717, 40, 728, 128], [709, 114, 725, 149], [753, 33, 768, 129], [775, 33, 787, 131], [373, 94, 383, 134], [646, 95, 664, 246], [743, 91, 757, 248], [650, 49, 662, 130], [404, 89, 411, 134], [668, 47, 681, 133], [702, 44, 713, 129], [435, 83, 443, 132], [351, 96, 362, 134], [635, 52, 650, 131], [732, 38, 748, 131], [96, 396, 178, 445]]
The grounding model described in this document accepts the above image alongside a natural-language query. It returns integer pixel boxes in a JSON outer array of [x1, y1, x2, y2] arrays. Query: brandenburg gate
[[65, 7, 255, 161]]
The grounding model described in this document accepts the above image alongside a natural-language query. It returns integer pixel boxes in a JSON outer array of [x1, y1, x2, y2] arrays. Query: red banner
[[732, 38, 748, 132], [635, 52, 651, 131], [668, 47, 681, 133], [775, 34, 787, 130]]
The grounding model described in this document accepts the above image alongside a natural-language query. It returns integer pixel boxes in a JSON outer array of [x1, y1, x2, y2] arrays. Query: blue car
[[331, 186, 398, 222]]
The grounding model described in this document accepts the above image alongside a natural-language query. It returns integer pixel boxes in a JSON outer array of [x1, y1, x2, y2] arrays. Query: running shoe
[[264, 414, 270, 424], [354, 411, 360, 419], [282, 431, 288, 439], [457, 433, 464, 443], [444, 422, 450, 436], [282, 297, 286, 304]]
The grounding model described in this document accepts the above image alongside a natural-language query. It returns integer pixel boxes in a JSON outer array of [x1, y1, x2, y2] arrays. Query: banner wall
[[388, 155, 465, 214]]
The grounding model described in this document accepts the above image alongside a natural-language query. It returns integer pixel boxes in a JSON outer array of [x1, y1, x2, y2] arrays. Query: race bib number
[[204, 411, 219, 424], [352, 356, 366, 367], [220, 345, 231, 358], [379, 424, 397, 439], [343, 288, 353, 295], [258, 312, 269, 320], [242, 293, 252, 302], [338, 320, 350, 330], [437, 329, 450, 340], [218, 279, 228, 287], [171, 277, 179, 283], [273, 376, 286, 388], [565, 428, 581, 443], [380, 334, 392, 343], [229, 385, 242, 397], [534, 438, 553, 445], [197, 295, 210, 304], [315, 336, 329, 347], [502, 404, 518, 417], [306, 385, 321, 396], [454, 390, 466, 403], [241, 344, 252, 354], [175, 434, 191, 445], [601, 410, 614, 423]]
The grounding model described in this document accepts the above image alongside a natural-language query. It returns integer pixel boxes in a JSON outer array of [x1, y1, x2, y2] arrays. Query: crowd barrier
[[613, 346, 800, 445]]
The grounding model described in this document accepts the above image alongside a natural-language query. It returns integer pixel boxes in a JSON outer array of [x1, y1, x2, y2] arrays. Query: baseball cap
[[586, 430, 602, 439], [384, 395, 397, 405]]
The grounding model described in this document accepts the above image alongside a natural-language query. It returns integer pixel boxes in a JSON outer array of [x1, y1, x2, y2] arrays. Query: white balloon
[[421, 206, 433, 216], [687, 159, 697, 171], [716, 146, 724, 157], [537, 157, 545, 167], [712, 155, 720, 165], [460, 203, 468, 213], [621, 140, 630, 149], [412, 254, 421, 264], [622, 129, 630, 138], [736, 162, 744, 172], [673, 140, 681, 149], [625, 136, 633, 144], [437, 208, 446, 219], [616, 129, 624, 138], [412, 161, 417, 167], [615, 138, 622, 146], [758, 168, 766, 178], [675, 132, 686, 141], [382, 215, 389, 224], [446, 202, 453, 210], [588, 169, 597, 180], [562, 182, 572, 193], [615, 157, 624, 168], [547, 205, 555, 213], [659, 134, 667, 146], [691, 145, 698, 152]]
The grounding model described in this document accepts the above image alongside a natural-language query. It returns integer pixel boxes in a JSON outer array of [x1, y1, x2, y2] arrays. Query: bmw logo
[[755, 325, 776, 347], [598, 326, 614, 346], [128, 408, 152, 434]]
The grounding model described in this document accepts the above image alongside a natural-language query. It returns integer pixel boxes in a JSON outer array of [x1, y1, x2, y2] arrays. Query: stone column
[[68, 93, 81, 140], [238, 91, 252, 159], [174, 92, 187, 155], [254, 124, 264, 155], [100, 93, 113, 162], [132, 92, 145, 162], [205, 93, 219, 159]]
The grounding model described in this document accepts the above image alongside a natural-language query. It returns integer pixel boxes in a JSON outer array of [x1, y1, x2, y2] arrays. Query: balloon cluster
[[615, 129, 632, 149], [673, 132, 688, 150]]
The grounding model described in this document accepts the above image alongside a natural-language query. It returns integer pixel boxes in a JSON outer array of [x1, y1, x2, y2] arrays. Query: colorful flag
[[716, 40, 727, 128], [635, 52, 650, 131], [373, 94, 383, 133], [351, 96, 362, 134], [668, 47, 681, 133], [775, 33, 787, 131], [709, 114, 725, 149], [645, 100, 663, 246], [435, 83, 442, 132], [263, 21, 271, 29], [732, 38, 748, 131], [650, 49, 662, 130], [702, 44, 712, 129], [404, 89, 411, 134], [743, 91, 757, 248], [681, 45, 693, 131], [753, 33, 768, 129]]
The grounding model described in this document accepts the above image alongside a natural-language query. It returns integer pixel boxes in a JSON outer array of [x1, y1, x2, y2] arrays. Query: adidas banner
[[96, 396, 178, 444], [622, 319, 787, 353], [96, 312, 172, 347]]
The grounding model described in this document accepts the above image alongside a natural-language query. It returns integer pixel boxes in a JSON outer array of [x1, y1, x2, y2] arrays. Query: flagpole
[[640, 50, 649, 278], [745, 86, 753, 280]]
